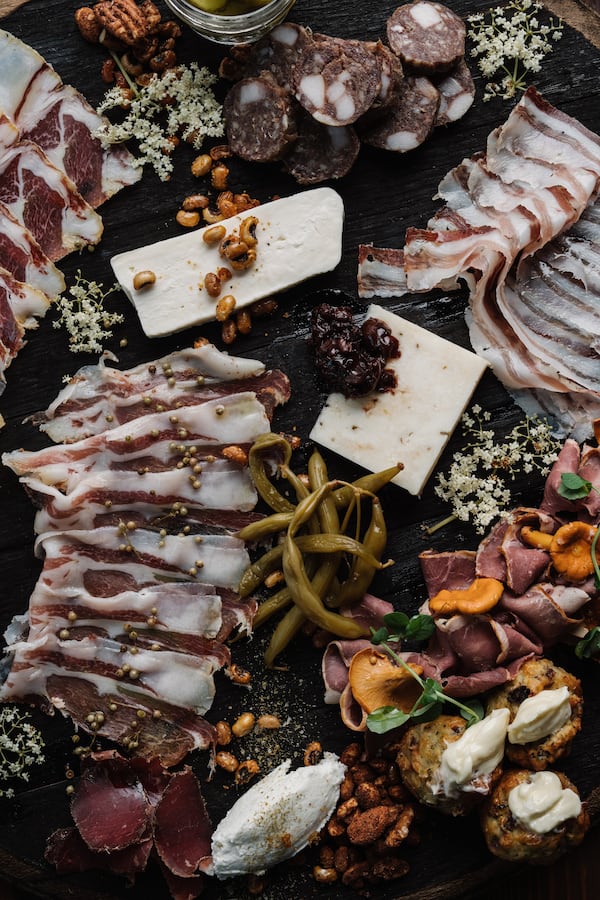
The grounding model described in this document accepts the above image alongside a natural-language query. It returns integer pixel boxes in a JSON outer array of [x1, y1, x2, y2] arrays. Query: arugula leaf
[[367, 705, 412, 734], [575, 627, 600, 660], [558, 472, 593, 501]]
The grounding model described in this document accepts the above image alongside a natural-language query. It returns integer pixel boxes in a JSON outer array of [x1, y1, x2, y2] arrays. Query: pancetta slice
[[36, 343, 291, 443], [0, 114, 103, 260], [0, 28, 141, 207]]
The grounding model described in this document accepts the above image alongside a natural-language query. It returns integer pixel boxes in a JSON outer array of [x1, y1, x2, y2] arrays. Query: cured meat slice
[[386, 1, 466, 74], [293, 35, 381, 127], [240, 21, 312, 90], [434, 59, 475, 126], [36, 343, 290, 443], [0, 202, 65, 301], [224, 71, 298, 163], [357, 244, 407, 298], [359, 76, 440, 152], [0, 115, 103, 260], [367, 41, 404, 109], [153, 768, 212, 877], [284, 113, 360, 184], [0, 29, 140, 207], [0, 267, 51, 392]]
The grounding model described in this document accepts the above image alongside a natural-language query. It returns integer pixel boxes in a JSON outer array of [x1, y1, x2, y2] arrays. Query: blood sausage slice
[[360, 76, 440, 152], [387, 1, 466, 74], [224, 71, 297, 163], [434, 59, 476, 126], [284, 114, 360, 184], [293, 35, 381, 126]]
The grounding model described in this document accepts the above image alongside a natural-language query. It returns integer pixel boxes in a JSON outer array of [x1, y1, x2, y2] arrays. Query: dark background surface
[[0, 1, 599, 898]]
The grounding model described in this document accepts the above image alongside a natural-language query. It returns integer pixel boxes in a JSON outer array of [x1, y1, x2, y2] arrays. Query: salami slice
[[224, 72, 298, 163], [387, 1, 466, 74], [359, 75, 440, 153], [434, 59, 475, 126], [293, 35, 381, 127], [222, 22, 312, 90], [284, 113, 360, 184], [367, 40, 404, 109]]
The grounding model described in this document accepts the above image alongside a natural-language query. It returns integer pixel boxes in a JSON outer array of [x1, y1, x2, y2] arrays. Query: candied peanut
[[232, 712, 255, 737], [217, 266, 232, 282], [222, 445, 248, 465], [217, 191, 238, 218], [220, 237, 249, 261], [230, 663, 251, 684], [215, 720, 232, 746], [340, 743, 363, 768], [235, 759, 260, 785], [215, 750, 238, 772], [346, 806, 399, 846], [334, 845, 350, 874], [355, 782, 381, 810], [215, 294, 236, 322], [191, 153, 212, 177], [326, 816, 346, 840], [202, 207, 224, 224], [176, 209, 199, 228], [203, 224, 226, 244], [221, 318, 237, 345], [234, 192, 260, 211], [319, 845, 335, 868], [132, 270, 156, 290], [204, 273, 222, 298], [304, 741, 323, 766], [236, 309, 252, 335], [239, 215, 258, 248], [257, 714, 281, 730], [211, 163, 229, 190], [313, 866, 337, 884], [182, 194, 210, 211]]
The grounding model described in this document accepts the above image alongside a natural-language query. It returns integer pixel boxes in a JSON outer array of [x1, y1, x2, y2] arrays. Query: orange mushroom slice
[[348, 648, 423, 715], [428, 577, 504, 616], [522, 521, 597, 582]]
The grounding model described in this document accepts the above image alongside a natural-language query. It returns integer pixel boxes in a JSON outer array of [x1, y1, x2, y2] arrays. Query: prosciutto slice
[[36, 343, 291, 443], [0, 114, 103, 261], [0, 267, 51, 392], [0, 29, 140, 207], [0, 201, 64, 300]]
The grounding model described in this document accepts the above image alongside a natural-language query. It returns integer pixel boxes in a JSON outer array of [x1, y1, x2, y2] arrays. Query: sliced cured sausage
[[284, 113, 360, 184], [359, 76, 440, 152], [434, 59, 476, 126], [293, 35, 381, 126], [387, 1, 466, 74], [249, 22, 312, 89], [224, 71, 298, 163], [367, 40, 404, 109]]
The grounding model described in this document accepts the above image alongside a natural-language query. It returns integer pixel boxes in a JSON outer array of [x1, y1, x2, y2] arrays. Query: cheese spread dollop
[[507, 686, 571, 745], [210, 752, 346, 878], [436, 708, 510, 796], [508, 771, 582, 834]]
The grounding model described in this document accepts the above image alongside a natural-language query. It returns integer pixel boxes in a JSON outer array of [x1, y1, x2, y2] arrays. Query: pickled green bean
[[253, 588, 292, 630], [333, 496, 389, 608], [248, 433, 295, 513], [332, 463, 403, 510], [264, 604, 306, 668]]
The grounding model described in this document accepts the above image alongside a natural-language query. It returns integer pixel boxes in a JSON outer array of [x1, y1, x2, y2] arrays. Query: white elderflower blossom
[[0, 706, 45, 798], [430, 407, 561, 535], [53, 271, 123, 354], [95, 61, 224, 180], [468, 0, 563, 101]]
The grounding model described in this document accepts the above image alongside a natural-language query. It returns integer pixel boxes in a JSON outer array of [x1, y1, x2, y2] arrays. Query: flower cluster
[[468, 0, 563, 101], [431, 406, 561, 534], [0, 706, 45, 798], [96, 62, 224, 180], [53, 271, 123, 354]]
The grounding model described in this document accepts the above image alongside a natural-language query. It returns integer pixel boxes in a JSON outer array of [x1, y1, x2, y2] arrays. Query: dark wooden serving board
[[0, 1, 599, 898]]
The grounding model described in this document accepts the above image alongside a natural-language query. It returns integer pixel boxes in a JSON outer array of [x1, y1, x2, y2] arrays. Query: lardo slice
[[310, 305, 488, 496], [111, 188, 344, 338]]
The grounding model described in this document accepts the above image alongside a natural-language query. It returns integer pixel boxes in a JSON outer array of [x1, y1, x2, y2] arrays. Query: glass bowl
[[162, 0, 296, 44]]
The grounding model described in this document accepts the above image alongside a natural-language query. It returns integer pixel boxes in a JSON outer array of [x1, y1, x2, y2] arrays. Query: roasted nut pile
[[314, 741, 420, 893]]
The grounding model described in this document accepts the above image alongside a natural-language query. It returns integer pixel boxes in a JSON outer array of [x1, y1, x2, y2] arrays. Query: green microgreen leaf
[[558, 472, 594, 501], [460, 699, 485, 727], [366, 706, 412, 734], [370, 626, 390, 646], [575, 626, 600, 660]]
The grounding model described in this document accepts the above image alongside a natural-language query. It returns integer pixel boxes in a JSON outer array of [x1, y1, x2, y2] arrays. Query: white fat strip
[[35, 529, 250, 592], [334, 93, 356, 124], [386, 130, 421, 152], [28, 581, 223, 638], [410, 1, 443, 28], [271, 22, 300, 45], [0, 268, 50, 329], [239, 79, 270, 105], [299, 74, 326, 110]]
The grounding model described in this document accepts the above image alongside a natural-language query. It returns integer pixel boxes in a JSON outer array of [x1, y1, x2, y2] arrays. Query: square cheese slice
[[111, 188, 344, 338], [309, 305, 488, 496]]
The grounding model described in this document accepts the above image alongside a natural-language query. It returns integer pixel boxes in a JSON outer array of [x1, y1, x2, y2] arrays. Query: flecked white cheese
[[210, 753, 346, 878], [309, 305, 488, 496], [508, 771, 582, 834], [110, 188, 344, 338]]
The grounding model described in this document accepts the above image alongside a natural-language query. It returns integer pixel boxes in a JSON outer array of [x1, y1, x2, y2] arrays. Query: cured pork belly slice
[[0, 115, 102, 261], [25, 462, 258, 533], [0, 202, 64, 303], [357, 245, 408, 298], [0, 267, 51, 393], [0, 29, 140, 207], [37, 343, 291, 443]]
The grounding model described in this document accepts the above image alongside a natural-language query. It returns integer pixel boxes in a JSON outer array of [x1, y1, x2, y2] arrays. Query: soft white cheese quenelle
[[508, 771, 582, 833], [507, 687, 571, 745], [435, 709, 510, 797], [209, 753, 346, 878]]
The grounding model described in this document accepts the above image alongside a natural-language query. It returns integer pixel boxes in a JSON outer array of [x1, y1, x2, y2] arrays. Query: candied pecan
[[132, 34, 159, 62], [346, 806, 399, 846], [138, 0, 162, 31], [210, 144, 233, 160], [337, 797, 359, 821], [340, 744, 362, 768], [150, 50, 177, 72], [158, 19, 182, 38], [384, 806, 415, 849], [355, 782, 381, 810], [75, 6, 102, 43], [94, 0, 147, 44]]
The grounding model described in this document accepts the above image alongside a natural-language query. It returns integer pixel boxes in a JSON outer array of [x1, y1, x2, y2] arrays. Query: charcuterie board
[[1, 1, 600, 898]]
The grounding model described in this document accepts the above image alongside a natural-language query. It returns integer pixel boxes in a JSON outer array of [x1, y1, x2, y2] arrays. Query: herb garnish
[[366, 613, 484, 734], [53, 271, 123, 354], [0, 706, 45, 798]]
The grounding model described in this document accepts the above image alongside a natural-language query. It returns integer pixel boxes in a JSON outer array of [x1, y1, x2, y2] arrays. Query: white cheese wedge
[[111, 188, 344, 338], [309, 305, 488, 496]]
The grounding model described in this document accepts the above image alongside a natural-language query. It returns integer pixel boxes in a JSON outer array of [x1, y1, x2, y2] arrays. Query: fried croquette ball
[[485, 657, 582, 770], [481, 769, 589, 864]]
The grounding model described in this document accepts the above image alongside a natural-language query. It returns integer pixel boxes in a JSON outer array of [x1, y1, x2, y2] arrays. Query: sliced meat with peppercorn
[[224, 71, 298, 163], [387, 1, 466, 74], [359, 76, 440, 153]]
